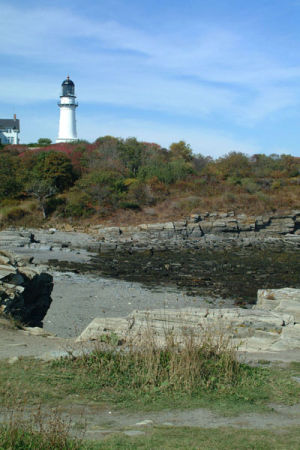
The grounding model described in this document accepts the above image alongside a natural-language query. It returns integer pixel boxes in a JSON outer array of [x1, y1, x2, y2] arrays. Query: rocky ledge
[[93, 210, 300, 252], [77, 288, 300, 354], [0, 250, 53, 326], [0, 210, 300, 255]]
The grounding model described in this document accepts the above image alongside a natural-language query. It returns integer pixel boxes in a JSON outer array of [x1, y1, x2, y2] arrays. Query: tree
[[38, 138, 52, 146], [0, 154, 21, 200], [169, 141, 193, 162], [215, 152, 251, 181], [32, 151, 76, 191], [117, 138, 144, 176], [26, 180, 57, 219]]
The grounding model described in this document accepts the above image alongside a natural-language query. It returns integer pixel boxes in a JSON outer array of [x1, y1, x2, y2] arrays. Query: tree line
[[0, 137, 299, 222]]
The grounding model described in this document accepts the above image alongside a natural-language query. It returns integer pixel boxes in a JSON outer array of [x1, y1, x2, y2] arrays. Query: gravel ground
[[44, 271, 235, 338]]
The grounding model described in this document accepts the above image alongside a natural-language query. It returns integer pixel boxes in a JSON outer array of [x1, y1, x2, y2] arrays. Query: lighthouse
[[56, 76, 78, 143]]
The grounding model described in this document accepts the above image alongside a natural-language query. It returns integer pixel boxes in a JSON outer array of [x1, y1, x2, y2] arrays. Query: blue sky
[[1, 0, 300, 157]]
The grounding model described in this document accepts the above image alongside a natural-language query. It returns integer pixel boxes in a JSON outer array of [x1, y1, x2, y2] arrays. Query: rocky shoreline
[[0, 210, 300, 255], [0, 211, 299, 361], [0, 211, 300, 307], [0, 247, 299, 362], [93, 210, 300, 252]]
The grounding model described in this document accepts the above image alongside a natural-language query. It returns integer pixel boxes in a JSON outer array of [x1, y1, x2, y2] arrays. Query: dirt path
[[39, 402, 300, 440]]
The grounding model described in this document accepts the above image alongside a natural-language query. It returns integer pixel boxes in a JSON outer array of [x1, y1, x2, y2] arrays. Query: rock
[[123, 430, 145, 437], [0, 250, 53, 327], [0, 264, 17, 280], [0, 230, 33, 248], [0, 211, 299, 253], [269, 325, 300, 351], [135, 420, 153, 426], [255, 288, 300, 322], [0, 256, 10, 265], [76, 302, 299, 353], [8, 356, 19, 364], [76, 317, 129, 342], [23, 326, 54, 337]]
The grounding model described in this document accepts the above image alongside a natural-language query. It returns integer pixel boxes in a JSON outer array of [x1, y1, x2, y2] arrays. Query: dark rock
[[0, 250, 53, 327]]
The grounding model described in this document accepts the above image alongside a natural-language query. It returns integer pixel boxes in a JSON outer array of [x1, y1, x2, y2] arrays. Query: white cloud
[[1, 0, 300, 146], [78, 114, 260, 157]]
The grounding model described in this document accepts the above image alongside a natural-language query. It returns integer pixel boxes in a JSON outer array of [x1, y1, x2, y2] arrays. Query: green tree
[[37, 138, 52, 146], [169, 141, 193, 162], [117, 138, 144, 176], [138, 159, 193, 184], [32, 151, 76, 191], [0, 154, 21, 200], [73, 169, 126, 210], [215, 152, 251, 181]]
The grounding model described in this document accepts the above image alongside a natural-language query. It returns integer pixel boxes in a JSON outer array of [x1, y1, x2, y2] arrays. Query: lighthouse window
[[62, 84, 75, 97]]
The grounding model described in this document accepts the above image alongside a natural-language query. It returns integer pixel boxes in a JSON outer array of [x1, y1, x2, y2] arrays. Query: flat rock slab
[[77, 293, 300, 354], [256, 288, 300, 322]]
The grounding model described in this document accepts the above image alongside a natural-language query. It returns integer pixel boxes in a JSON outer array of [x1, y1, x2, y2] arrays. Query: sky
[[1, 0, 300, 157]]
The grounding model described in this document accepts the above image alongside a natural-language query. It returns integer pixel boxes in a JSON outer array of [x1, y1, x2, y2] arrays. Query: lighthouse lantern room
[[56, 76, 78, 143]]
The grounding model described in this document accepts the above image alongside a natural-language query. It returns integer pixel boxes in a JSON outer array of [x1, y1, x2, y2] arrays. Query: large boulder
[[77, 289, 300, 353], [255, 288, 300, 322], [0, 250, 53, 326]]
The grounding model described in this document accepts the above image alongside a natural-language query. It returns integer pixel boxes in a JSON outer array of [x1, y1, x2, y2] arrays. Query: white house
[[0, 115, 20, 145]]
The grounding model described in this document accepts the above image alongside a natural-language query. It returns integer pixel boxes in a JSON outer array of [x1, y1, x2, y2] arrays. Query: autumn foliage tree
[[0, 137, 299, 221], [30, 151, 77, 192]]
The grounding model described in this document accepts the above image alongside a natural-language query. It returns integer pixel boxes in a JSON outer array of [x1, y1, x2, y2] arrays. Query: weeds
[[0, 396, 85, 449], [0, 312, 24, 330], [0, 329, 299, 414]]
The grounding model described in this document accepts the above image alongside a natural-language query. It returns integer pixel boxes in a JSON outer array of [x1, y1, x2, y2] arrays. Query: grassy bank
[[90, 426, 300, 449], [1, 333, 300, 449], [1, 337, 299, 415], [1, 425, 300, 449]]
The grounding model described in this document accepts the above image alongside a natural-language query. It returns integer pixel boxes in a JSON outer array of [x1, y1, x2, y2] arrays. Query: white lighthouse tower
[[56, 76, 78, 143]]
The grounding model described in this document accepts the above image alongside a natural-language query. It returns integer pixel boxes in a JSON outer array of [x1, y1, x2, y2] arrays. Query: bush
[[64, 192, 95, 218], [44, 196, 66, 216], [0, 403, 83, 450], [138, 160, 193, 184], [0, 154, 21, 200], [58, 327, 240, 396], [241, 178, 259, 194], [5, 206, 28, 221]]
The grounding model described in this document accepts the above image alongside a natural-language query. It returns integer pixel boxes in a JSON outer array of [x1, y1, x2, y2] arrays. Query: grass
[[0, 332, 299, 448], [1, 425, 300, 449], [89, 426, 300, 449], [0, 402, 84, 449], [0, 330, 299, 415]]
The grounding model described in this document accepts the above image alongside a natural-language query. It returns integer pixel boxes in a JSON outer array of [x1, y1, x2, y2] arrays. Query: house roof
[[0, 119, 20, 132]]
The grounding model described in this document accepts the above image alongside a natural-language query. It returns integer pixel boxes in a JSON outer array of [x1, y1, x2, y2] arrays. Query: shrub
[[0, 154, 21, 200], [241, 178, 260, 194], [59, 327, 240, 396], [44, 196, 66, 216], [64, 192, 95, 218], [0, 402, 83, 450], [5, 206, 28, 221], [138, 160, 193, 184]]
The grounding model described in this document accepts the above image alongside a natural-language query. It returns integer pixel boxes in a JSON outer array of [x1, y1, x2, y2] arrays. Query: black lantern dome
[[61, 76, 75, 97]]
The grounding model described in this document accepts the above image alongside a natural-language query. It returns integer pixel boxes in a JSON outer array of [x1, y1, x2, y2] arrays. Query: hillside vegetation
[[0, 137, 299, 227]]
